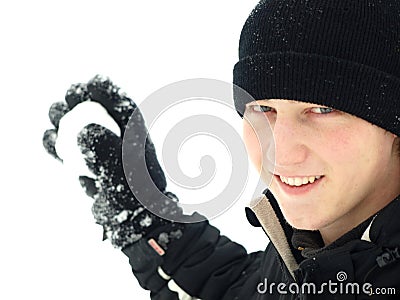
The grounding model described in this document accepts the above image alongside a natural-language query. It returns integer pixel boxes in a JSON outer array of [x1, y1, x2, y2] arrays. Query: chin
[[276, 195, 334, 230], [284, 214, 328, 231]]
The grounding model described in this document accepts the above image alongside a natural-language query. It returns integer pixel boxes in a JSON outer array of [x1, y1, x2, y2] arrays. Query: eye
[[248, 104, 274, 113], [310, 107, 335, 114]]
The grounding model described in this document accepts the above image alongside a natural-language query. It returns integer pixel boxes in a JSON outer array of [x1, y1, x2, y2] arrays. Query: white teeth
[[279, 175, 322, 187], [294, 178, 302, 186]]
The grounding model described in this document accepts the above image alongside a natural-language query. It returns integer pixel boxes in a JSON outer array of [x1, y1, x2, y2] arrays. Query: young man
[[44, 0, 400, 299]]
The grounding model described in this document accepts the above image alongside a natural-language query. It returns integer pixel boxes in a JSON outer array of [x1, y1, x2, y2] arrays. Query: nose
[[266, 115, 308, 169]]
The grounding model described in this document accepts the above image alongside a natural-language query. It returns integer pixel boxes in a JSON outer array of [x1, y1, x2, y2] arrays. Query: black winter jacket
[[123, 190, 400, 299]]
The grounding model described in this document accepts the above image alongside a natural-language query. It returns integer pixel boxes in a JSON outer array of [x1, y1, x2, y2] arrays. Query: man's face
[[243, 99, 400, 236]]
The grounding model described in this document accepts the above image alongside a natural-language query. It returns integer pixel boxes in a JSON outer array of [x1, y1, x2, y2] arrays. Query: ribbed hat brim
[[233, 51, 400, 136]]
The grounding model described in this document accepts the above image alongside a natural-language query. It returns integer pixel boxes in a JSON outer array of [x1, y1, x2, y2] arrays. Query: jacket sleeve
[[122, 220, 266, 300]]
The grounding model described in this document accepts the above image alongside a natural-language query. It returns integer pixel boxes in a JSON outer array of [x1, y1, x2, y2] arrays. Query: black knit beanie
[[233, 0, 400, 137]]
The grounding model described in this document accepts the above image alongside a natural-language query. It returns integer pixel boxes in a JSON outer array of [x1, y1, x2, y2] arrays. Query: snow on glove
[[78, 123, 185, 249], [43, 75, 185, 249]]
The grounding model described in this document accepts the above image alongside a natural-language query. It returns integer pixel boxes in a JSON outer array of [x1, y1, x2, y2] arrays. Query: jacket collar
[[246, 190, 400, 278], [246, 189, 301, 279]]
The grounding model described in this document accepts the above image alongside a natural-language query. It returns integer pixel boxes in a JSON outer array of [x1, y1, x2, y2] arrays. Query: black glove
[[43, 75, 185, 249]]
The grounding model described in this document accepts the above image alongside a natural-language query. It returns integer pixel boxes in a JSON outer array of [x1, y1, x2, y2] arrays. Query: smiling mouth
[[278, 175, 324, 187]]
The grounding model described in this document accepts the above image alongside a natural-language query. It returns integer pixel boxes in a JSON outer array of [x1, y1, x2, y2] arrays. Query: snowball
[[56, 101, 121, 178]]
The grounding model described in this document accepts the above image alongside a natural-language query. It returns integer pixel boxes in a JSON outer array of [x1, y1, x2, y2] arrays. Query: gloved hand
[[43, 75, 185, 249]]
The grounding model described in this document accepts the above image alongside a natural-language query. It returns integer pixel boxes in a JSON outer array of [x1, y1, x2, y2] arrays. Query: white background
[[0, 1, 269, 299]]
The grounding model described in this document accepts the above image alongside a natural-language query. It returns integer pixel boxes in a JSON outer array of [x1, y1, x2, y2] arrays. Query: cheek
[[317, 124, 390, 186], [320, 129, 360, 166], [243, 121, 264, 172]]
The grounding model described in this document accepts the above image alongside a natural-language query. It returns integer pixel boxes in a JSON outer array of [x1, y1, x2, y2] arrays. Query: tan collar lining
[[249, 194, 299, 279]]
